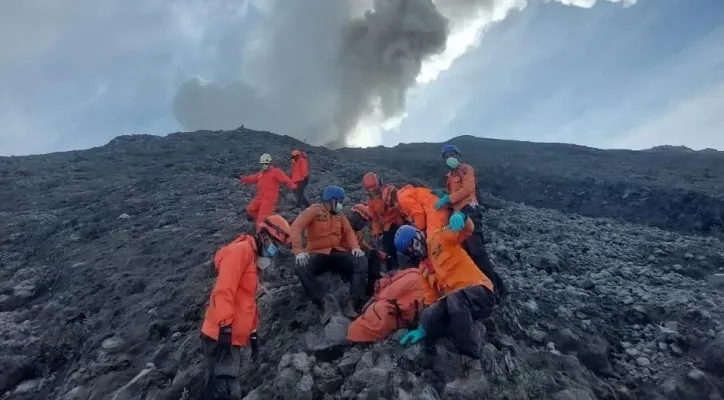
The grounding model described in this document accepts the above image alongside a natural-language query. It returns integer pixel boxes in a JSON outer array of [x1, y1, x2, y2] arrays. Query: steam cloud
[[172, 0, 636, 148]]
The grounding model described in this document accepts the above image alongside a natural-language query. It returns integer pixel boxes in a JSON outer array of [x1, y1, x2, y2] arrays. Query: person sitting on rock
[[363, 172, 405, 270], [433, 144, 507, 300], [346, 203, 394, 295], [199, 214, 292, 399], [393, 220, 497, 368], [291, 185, 368, 323], [289, 149, 310, 209], [239, 153, 296, 231]]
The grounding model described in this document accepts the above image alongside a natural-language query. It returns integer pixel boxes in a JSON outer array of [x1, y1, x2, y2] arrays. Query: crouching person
[[348, 203, 397, 295], [200, 214, 292, 400], [291, 185, 368, 323], [347, 268, 426, 343], [393, 219, 497, 368]]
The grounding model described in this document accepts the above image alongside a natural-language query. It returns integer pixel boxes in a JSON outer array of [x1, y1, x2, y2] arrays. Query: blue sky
[[1, 0, 722, 156]]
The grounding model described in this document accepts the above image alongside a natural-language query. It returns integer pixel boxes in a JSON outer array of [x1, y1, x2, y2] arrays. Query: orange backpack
[[347, 269, 425, 343]]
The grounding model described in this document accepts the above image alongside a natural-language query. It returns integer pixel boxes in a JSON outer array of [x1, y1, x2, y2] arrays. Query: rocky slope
[[0, 128, 723, 400]]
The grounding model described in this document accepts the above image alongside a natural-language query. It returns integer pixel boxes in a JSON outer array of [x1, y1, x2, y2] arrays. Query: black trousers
[[294, 178, 311, 208], [200, 335, 242, 400], [294, 249, 368, 304], [461, 205, 507, 298], [365, 249, 384, 296], [420, 285, 496, 359], [381, 224, 400, 270]]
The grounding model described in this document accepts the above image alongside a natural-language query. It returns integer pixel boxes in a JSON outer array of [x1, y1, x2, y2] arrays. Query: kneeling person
[[291, 185, 368, 323], [200, 214, 292, 399], [394, 220, 497, 362]]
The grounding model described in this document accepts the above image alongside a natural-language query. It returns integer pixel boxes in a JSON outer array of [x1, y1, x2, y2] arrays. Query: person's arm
[[438, 217, 474, 245], [274, 168, 296, 189], [240, 173, 259, 185], [448, 166, 476, 205], [290, 207, 317, 255]]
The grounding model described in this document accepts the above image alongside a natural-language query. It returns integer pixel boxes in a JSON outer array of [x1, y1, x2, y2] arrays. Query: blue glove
[[448, 211, 466, 232], [434, 195, 450, 210], [400, 326, 427, 345], [431, 188, 449, 198]]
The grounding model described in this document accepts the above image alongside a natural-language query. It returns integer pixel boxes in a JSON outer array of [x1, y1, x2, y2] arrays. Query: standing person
[[394, 222, 497, 371], [362, 172, 405, 270], [289, 149, 310, 208], [200, 214, 292, 399], [433, 144, 508, 300], [291, 185, 368, 323], [240, 153, 296, 231]]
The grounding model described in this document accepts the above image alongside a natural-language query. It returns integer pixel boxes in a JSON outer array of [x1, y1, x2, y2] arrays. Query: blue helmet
[[440, 144, 460, 157], [322, 185, 345, 202], [394, 224, 419, 252]]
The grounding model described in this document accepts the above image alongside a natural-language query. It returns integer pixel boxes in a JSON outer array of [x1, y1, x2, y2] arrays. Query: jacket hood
[[214, 234, 257, 271]]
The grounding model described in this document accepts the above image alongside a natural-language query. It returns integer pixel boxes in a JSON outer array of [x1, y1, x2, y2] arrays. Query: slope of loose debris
[[0, 128, 722, 400]]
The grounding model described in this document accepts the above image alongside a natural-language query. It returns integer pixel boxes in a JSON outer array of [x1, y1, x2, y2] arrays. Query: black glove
[[250, 331, 260, 362], [217, 325, 232, 352]]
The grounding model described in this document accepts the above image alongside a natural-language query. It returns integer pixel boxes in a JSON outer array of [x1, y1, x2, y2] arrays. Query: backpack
[[347, 269, 425, 343]]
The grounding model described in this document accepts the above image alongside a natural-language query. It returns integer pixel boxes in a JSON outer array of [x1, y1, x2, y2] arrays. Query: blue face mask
[[263, 243, 278, 257], [445, 157, 459, 169]]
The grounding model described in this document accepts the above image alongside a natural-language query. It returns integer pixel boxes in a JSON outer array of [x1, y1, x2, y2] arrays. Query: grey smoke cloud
[[171, 0, 636, 148]]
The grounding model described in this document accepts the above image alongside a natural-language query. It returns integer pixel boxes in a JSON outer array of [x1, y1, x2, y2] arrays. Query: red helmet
[[381, 185, 397, 207], [351, 204, 373, 221], [362, 172, 382, 190], [257, 214, 291, 244]]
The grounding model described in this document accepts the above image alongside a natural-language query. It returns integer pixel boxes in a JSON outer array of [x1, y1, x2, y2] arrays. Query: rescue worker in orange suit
[[433, 144, 507, 300], [347, 203, 393, 295], [390, 184, 450, 238], [362, 172, 405, 270], [291, 185, 368, 323], [240, 153, 296, 230], [200, 214, 292, 399], [394, 220, 497, 367], [289, 149, 310, 209]]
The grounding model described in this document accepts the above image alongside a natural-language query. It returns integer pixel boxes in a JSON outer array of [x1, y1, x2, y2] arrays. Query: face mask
[[263, 243, 278, 257], [445, 157, 459, 169], [334, 202, 344, 214], [260, 164, 270, 171], [256, 256, 273, 271]]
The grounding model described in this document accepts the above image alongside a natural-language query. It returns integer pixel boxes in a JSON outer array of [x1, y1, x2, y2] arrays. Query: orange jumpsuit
[[241, 166, 296, 227], [396, 185, 450, 237], [200, 234, 260, 346]]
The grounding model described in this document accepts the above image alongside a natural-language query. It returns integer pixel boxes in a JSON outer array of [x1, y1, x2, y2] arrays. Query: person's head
[[394, 225, 428, 261], [322, 185, 346, 214], [348, 203, 372, 231], [291, 149, 301, 160], [362, 172, 382, 198], [440, 144, 461, 169], [381, 185, 398, 208], [259, 153, 272, 171], [255, 214, 291, 258]]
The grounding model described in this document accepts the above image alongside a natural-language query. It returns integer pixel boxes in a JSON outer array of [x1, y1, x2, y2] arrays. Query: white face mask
[[260, 164, 270, 171], [256, 256, 273, 271]]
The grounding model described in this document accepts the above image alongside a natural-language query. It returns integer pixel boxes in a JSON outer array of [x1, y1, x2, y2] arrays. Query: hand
[[352, 248, 365, 257], [434, 195, 450, 210], [431, 188, 449, 198], [448, 211, 466, 232], [250, 331, 260, 362], [217, 325, 233, 351], [290, 183, 298, 190], [400, 326, 426, 345], [295, 252, 310, 266]]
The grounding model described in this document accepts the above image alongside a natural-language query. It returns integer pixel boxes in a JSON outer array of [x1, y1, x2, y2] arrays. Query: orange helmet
[[291, 149, 301, 158], [362, 172, 382, 190], [381, 185, 397, 207], [351, 204, 373, 221], [257, 214, 291, 245]]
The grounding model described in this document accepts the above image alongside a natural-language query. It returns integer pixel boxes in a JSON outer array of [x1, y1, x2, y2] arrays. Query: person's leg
[[328, 250, 368, 317], [245, 198, 260, 222], [256, 198, 276, 223], [365, 249, 383, 296], [200, 336, 242, 400], [301, 178, 311, 207], [381, 224, 399, 270], [419, 297, 451, 344], [463, 207, 507, 299], [294, 181, 304, 208], [446, 286, 495, 360], [294, 253, 331, 305]]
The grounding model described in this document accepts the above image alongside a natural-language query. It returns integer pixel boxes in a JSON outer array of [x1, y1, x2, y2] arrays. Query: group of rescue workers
[[198, 144, 509, 399]]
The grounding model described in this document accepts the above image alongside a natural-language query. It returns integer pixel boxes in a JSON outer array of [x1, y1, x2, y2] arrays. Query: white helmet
[[259, 153, 272, 164]]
